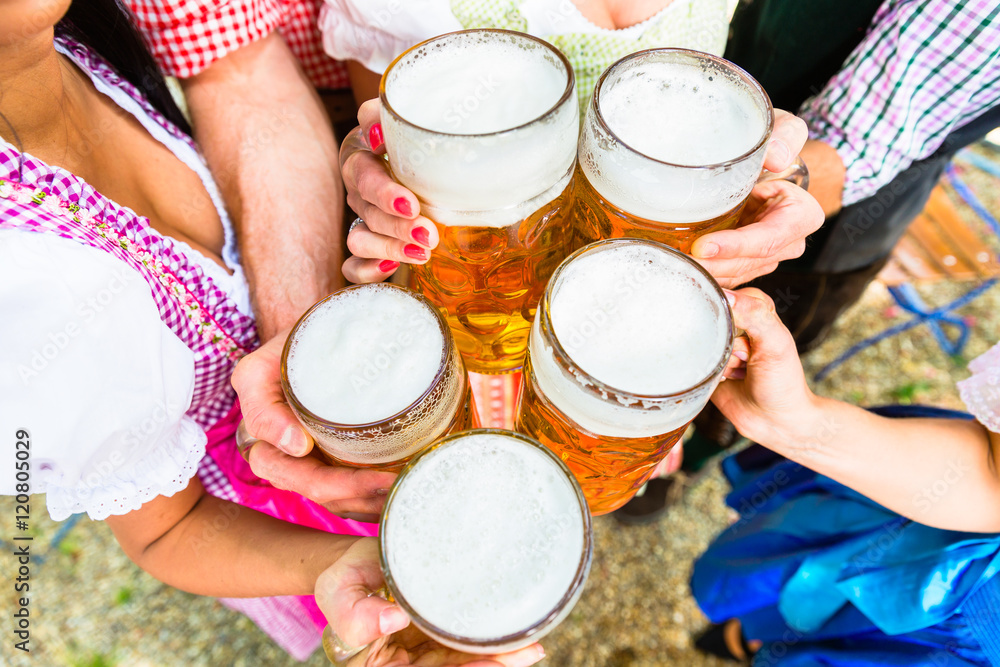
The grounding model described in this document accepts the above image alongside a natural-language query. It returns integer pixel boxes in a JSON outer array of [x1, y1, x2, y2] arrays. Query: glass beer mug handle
[[339, 125, 369, 172], [757, 155, 810, 191], [321, 587, 391, 665]]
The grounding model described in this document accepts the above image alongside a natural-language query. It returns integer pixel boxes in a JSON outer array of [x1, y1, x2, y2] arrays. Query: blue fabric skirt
[[690, 407, 1000, 667]]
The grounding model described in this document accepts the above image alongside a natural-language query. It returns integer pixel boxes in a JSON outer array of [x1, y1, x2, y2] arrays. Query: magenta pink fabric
[[204, 403, 378, 651]]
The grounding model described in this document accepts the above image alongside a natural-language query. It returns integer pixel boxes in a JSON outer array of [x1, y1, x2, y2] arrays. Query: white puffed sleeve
[[319, 0, 462, 74], [0, 230, 207, 521], [957, 342, 1000, 434]]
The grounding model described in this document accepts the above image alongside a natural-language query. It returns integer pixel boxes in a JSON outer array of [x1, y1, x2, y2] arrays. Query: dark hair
[[56, 0, 192, 136]]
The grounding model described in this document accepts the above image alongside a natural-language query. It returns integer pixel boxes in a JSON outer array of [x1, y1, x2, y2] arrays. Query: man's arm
[[796, 0, 1000, 211], [798, 138, 846, 217], [182, 33, 345, 340]]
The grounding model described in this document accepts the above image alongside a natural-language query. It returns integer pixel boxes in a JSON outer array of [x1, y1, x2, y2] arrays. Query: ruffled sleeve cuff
[[957, 342, 1000, 433], [318, 0, 462, 74], [0, 231, 203, 521], [43, 417, 208, 521]]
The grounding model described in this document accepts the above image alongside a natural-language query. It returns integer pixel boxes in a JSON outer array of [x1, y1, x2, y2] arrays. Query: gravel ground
[[2, 153, 999, 667]]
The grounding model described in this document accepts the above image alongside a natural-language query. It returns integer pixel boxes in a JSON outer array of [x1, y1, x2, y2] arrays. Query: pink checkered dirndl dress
[[0, 36, 374, 661]]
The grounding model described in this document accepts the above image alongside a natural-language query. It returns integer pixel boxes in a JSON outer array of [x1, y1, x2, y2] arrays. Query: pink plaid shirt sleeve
[[798, 0, 1000, 206], [126, 0, 349, 89]]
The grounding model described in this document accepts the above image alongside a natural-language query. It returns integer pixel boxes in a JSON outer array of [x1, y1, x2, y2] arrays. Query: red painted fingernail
[[378, 260, 399, 273], [368, 123, 384, 151], [404, 244, 427, 260], [394, 197, 412, 217], [411, 226, 430, 245]]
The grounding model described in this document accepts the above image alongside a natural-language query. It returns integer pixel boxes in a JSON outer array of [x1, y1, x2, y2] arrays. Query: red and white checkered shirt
[[125, 0, 349, 90]]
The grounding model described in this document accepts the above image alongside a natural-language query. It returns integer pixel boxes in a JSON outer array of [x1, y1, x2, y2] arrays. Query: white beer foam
[[384, 432, 585, 641], [601, 64, 764, 166], [287, 285, 445, 425], [531, 243, 730, 438], [580, 52, 769, 224], [388, 39, 567, 135], [382, 31, 578, 227]]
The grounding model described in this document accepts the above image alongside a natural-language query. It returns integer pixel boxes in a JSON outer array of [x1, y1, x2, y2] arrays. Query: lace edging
[[957, 371, 1000, 435], [45, 419, 208, 521]]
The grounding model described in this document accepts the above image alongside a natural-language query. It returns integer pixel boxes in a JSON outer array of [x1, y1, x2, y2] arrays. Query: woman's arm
[[714, 288, 1000, 533], [106, 478, 355, 598]]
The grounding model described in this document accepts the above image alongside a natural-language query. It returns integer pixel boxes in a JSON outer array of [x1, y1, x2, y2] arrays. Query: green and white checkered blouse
[[449, 0, 728, 111], [321, 0, 729, 113]]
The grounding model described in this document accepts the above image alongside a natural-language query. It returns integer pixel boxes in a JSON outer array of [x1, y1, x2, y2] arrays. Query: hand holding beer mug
[[232, 332, 397, 521], [515, 239, 733, 514], [575, 49, 821, 286], [343, 93, 816, 293], [281, 284, 476, 471], [343, 29, 580, 373], [315, 537, 546, 667], [318, 429, 590, 665], [711, 288, 821, 448]]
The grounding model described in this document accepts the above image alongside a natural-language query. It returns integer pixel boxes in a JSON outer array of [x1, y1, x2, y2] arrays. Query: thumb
[[724, 288, 797, 368], [231, 329, 313, 457], [316, 539, 410, 649]]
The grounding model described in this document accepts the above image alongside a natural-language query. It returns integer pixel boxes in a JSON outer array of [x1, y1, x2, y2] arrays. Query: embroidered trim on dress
[[0, 179, 249, 361]]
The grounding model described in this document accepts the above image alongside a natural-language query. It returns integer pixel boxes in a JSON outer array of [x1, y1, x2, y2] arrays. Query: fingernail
[[368, 123, 384, 151], [696, 242, 719, 259], [769, 139, 791, 167], [537, 645, 546, 659], [392, 197, 413, 218], [723, 289, 738, 306], [404, 244, 427, 260], [394, 197, 412, 217], [733, 350, 749, 362], [378, 260, 399, 273], [379, 605, 409, 634], [278, 425, 309, 457], [410, 226, 430, 245], [374, 488, 390, 496]]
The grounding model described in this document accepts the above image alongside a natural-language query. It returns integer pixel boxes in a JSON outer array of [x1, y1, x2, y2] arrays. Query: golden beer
[[514, 240, 733, 515], [576, 49, 776, 252], [282, 284, 476, 472], [517, 353, 689, 515], [408, 179, 576, 373], [380, 30, 580, 374], [573, 164, 743, 254]]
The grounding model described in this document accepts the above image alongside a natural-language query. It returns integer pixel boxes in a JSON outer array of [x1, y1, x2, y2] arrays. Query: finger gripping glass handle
[[758, 155, 810, 191]]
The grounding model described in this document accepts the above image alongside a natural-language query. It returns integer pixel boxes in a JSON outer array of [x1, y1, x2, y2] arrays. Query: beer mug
[[281, 284, 475, 470], [380, 29, 580, 374], [575, 48, 808, 252], [515, 239, 734, 514], [379, 429, 592, 653]]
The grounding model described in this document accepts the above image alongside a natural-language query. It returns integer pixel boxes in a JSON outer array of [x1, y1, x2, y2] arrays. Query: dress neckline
[[0, 36, 252, 317], [558, 0, 680, 35], [0, 37, 243, 290]]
